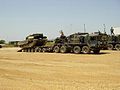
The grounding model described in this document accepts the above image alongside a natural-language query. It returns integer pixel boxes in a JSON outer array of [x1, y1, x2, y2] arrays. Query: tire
[[82, 46, 90, 54], [107, 44, 113, 50], [60, 45, 67, 53], [115, 44, 120, 51], [73, 46, 81, 54], [53, 46, 60, 53], [93, 50, 100, 54]]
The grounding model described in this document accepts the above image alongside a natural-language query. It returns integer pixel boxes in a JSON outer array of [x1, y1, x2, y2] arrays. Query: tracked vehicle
[[18, 31, 108, 54], [18, 33, 47, 52]]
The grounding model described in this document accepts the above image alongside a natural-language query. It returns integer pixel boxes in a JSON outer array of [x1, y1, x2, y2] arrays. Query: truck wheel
[[82, 46, 90, 54], [107, 44, 113, 50], [115, 44, 120, 51], [53, 46, 60, 53], [60, 45, 67, 53], [73, 46, 81, 54], [93, 50, 100, 54]]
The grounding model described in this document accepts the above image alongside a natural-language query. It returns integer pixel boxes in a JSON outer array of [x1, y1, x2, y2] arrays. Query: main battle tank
[[18, 33, 47, 49]]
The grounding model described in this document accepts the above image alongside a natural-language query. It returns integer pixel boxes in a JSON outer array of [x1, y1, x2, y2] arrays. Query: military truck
[[52, 32, 108, 54], [107, 35, 120, 50], [18, 31, 108, 54]]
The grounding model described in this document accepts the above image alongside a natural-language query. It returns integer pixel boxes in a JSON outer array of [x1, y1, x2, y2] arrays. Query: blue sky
[[0, 0, 120, 41]]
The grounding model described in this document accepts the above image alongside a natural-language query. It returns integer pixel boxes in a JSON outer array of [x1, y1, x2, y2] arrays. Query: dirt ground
[[0, 48, 120, 90]]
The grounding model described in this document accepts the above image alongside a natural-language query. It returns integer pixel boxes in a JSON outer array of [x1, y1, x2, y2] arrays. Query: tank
[[17, 33, 47, 51]]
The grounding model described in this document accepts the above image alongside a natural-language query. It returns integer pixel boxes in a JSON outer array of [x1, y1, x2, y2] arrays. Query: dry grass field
[[0, 48, 120, 90]]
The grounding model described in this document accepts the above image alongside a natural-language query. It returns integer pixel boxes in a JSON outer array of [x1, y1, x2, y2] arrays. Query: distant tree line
[[0, 40, 5, 44], [9, 41, 19, 46]]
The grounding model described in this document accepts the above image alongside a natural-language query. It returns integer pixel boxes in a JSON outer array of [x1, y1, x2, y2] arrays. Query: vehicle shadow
[[66, 52, 110, 55], [90, 52, 110, 55]]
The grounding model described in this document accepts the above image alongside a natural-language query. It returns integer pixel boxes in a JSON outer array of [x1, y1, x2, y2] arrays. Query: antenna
[[84, 24, 86, 33], [70, 24, 72, 31], [103, 24, 106, 33]]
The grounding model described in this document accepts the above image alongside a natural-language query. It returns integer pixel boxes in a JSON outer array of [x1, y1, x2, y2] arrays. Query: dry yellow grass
[[0, 48, 120, 90]]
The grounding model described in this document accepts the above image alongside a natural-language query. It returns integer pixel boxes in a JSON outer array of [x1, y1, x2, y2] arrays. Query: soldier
[[110, 27, 114, 35], [59, 30, 67, 42], [59, 30, 65, 38]]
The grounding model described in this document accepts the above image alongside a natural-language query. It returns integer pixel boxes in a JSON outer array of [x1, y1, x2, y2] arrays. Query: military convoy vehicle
[[107, 35, 120, 50], [60, 31, 108, 54], [18, 31, 108, 54]]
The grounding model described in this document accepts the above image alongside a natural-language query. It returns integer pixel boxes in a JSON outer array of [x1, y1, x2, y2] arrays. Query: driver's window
[[90, 37, 96, 41]]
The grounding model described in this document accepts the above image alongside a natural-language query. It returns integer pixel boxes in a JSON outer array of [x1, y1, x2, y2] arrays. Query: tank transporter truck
[[52, 32, 108, 54], [18, 32, 108, 54]]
